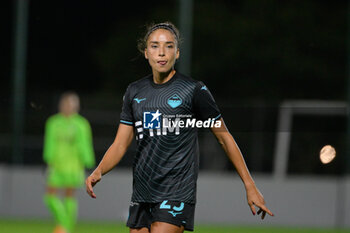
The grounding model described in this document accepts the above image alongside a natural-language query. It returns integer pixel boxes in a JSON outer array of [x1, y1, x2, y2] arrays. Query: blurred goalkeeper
[[43, 91, 95, 233]]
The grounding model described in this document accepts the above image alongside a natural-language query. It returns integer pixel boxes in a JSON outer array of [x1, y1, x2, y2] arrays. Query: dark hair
[[60, 91, 79, 101], [137, 21, 181, 54]]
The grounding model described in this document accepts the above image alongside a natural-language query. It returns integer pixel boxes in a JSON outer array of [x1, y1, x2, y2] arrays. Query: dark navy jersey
[[120, 72, 221, 204]]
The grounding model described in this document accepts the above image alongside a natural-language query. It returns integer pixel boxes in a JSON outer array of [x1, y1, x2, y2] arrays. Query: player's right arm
[[43, 117, 55, 164], [85, 123, 134, 198]]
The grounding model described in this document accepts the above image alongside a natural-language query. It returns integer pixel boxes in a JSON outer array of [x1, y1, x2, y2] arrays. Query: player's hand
[[85, 171, 101, 199], [246, 184, 274, 219]]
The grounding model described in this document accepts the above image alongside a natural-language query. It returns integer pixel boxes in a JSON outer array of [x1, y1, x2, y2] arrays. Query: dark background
[[1, 0, 347, 175]]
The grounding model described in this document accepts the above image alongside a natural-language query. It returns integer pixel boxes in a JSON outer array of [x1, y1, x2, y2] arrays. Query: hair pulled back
[[137, 21, 181, 54]]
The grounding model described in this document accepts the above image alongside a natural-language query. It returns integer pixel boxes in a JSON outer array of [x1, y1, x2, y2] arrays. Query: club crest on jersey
[[167, 94, 182, 108], [143, 110, 162, 129]]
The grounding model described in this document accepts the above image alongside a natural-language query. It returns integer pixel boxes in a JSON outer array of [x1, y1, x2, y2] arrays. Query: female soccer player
[[85, 22, 273, 233], [43, 92, 95, 233]]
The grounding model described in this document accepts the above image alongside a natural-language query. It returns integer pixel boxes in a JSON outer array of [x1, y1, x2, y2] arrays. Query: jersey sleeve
[[193, 82, 221, 121], [119, 85, 134, 126]]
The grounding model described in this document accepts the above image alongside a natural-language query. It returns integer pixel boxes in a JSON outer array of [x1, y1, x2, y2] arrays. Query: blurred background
[[1, 0, 350, 232]]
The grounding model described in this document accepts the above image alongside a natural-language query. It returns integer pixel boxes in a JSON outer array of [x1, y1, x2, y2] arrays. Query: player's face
[[145, 29, 180, 74], [59, 96, 79, 116]]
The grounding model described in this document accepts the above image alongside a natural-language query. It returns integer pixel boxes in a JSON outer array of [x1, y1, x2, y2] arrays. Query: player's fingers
[[85, 181, 93, 196], [85, 177, 96, 198], [257, 204, 274, 217], [90, 179, 97, 198], [249, 203, 256, 215]]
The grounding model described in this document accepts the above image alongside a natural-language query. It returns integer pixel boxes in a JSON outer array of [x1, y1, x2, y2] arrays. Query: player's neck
[[61, 112, 77, 118], [152, 69, 176, 84]]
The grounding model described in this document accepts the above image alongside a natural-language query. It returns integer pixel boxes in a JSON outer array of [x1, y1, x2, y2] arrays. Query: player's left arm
[[43, 117, 55, 164], [78, 118, 95, 168], [210, 117, 274, 219]]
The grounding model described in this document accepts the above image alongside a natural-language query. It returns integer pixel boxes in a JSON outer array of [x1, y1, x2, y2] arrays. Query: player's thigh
[[130, 227, 150, 233], [150, 221, 184, 233]]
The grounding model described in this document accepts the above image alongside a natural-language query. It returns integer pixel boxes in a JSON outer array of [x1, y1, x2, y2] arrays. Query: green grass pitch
[[0, 219, 349, 233]]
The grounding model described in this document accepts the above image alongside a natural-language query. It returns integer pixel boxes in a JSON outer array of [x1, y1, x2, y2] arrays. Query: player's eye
[[151, 44, 158, 48], [167, 45, 174, 48]]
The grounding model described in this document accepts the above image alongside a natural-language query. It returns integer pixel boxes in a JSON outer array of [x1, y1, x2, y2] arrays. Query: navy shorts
[[126, 200, 195, 231]]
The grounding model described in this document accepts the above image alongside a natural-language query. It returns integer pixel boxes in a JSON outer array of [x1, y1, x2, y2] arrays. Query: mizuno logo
[[134, 98, 146, 103], [168, 211, 183, 217], [130, 202, 139, 207], [160, 200, 184, 217], [201, 86, 207, 90]]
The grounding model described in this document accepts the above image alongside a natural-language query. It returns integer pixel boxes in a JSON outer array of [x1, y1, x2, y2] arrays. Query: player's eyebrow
[[149, 41, 175, 44]]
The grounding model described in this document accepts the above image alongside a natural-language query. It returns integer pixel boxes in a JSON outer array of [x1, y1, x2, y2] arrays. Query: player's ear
[[176, 48, 180, 60], [144, 49, 148, 59]]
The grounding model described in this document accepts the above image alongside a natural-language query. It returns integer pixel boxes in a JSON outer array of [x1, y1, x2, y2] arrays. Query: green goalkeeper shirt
[[43, 113, 95, 177]]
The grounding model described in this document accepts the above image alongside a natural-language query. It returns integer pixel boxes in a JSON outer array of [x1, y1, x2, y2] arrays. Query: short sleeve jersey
[[120, 72, 221, 204]]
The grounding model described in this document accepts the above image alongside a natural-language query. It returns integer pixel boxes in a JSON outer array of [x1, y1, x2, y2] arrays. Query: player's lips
[[157, 60, 167, 66]]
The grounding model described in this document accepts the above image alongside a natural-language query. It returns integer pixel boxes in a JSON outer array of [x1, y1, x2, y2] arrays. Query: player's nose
[[158, 46, 165, 56]]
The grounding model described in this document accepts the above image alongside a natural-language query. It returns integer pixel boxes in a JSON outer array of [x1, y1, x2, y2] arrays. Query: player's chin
[[155, 67, 173, 74]]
